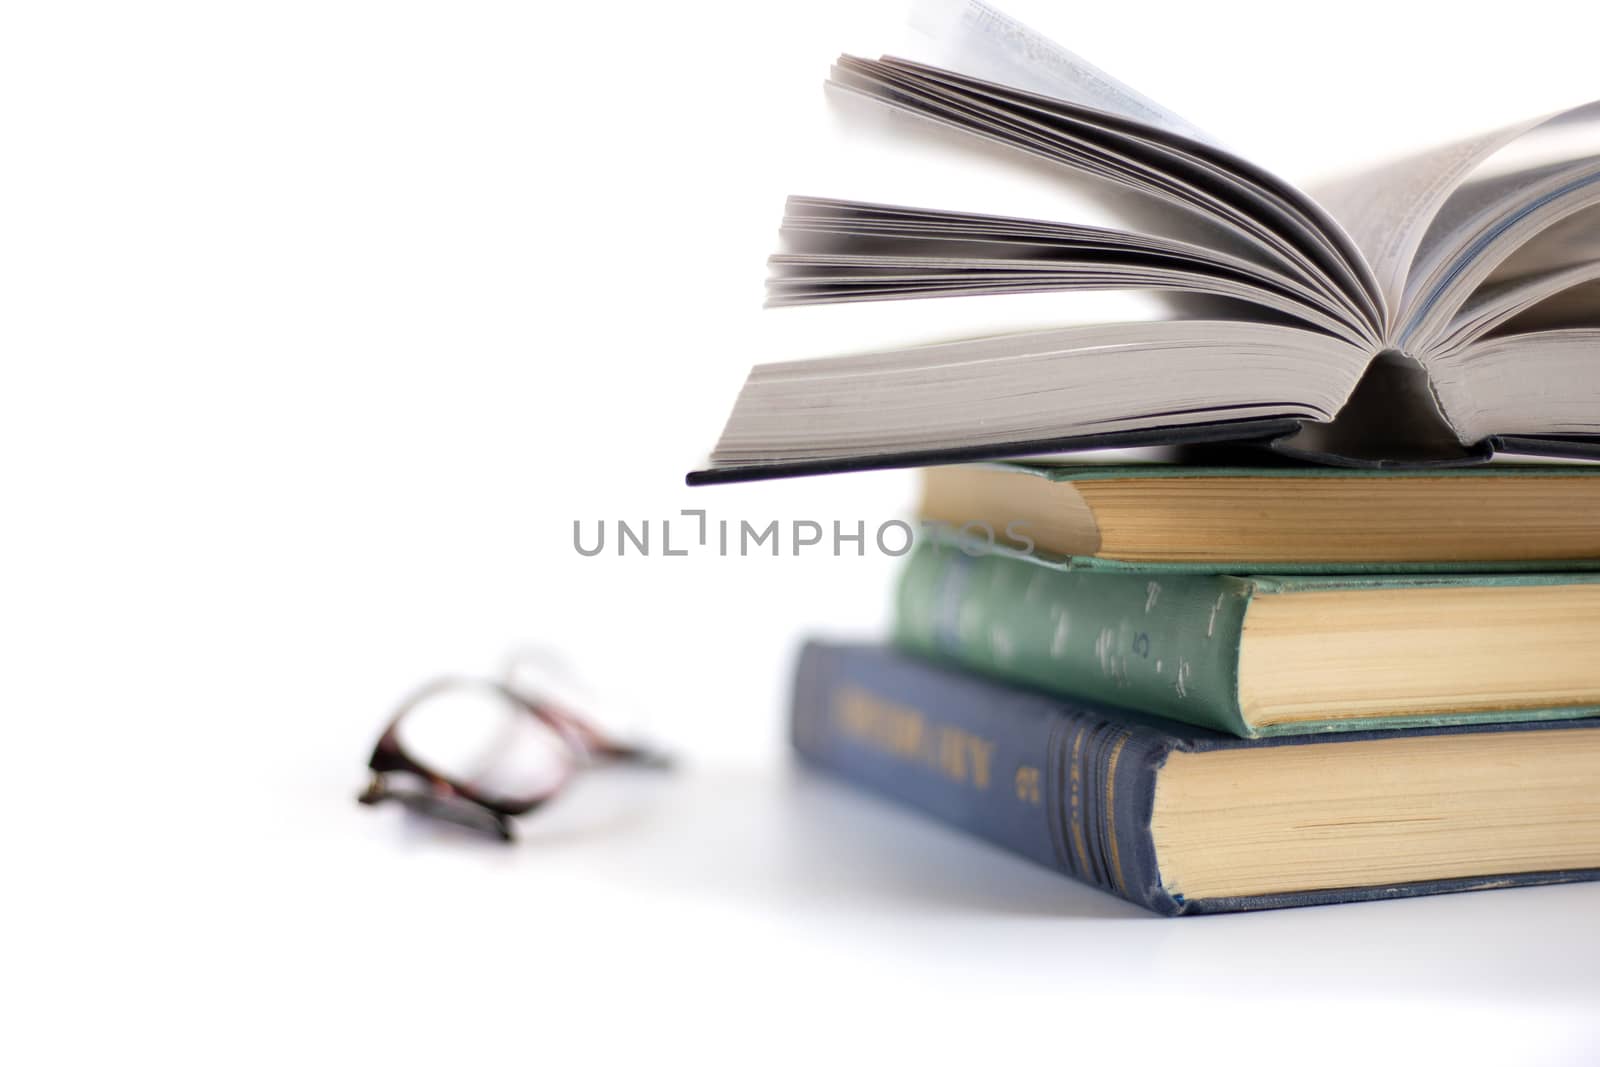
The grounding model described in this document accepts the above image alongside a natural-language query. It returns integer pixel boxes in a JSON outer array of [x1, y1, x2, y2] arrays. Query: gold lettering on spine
[[1068, 726, 1090, 875], [939, 729, 967, 781], [968, 736, 995, 788], [1103, 733, 1130, 896], [832, 687, 996, 793], [834, 687, 924, 756], [1015, 766, 1042, 805]]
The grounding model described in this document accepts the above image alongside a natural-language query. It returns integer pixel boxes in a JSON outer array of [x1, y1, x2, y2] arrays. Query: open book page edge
[[688, 417, 1308, 484], [899, 0, 1384, 329]]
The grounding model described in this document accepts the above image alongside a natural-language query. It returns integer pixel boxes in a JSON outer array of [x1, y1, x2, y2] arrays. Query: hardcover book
[[689, 0, 1600, 484], [792, 640, 1600, 915], [917, 461, 1600, 571], [892, 540, 1600, 737]]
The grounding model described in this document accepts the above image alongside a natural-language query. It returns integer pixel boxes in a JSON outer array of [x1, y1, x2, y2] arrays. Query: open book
[[691, 0, 1600, 484]]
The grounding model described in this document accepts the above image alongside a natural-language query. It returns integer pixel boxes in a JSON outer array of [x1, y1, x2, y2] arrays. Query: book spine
[[791, 641, 1181, 916], [893, 541, 1256, 736]]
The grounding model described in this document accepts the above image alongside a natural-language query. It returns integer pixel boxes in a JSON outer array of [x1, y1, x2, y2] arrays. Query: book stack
[[685, 2, 1600, 913], [789, 463, 1600, 914]]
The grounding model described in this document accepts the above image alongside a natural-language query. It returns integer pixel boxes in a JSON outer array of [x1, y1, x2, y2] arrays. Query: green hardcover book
[[893, 540, 1600, 738], [918, 461, 1600, 573]]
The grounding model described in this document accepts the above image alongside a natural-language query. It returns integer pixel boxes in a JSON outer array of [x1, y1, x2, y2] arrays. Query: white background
[[5, 1, 1599, 1062]]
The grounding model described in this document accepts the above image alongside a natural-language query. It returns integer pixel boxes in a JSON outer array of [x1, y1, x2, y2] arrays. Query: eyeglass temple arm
[[524, 696, 673, 768]]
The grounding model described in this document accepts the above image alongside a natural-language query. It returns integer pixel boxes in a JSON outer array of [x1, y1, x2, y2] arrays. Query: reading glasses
[[358, 650, 671, 840]]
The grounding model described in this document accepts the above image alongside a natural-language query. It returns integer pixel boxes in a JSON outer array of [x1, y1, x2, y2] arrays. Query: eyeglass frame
[[358, 674, 669, 841]]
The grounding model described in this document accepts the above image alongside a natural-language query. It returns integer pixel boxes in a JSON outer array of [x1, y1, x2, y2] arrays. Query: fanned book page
[[690, 0, 1600, 484]]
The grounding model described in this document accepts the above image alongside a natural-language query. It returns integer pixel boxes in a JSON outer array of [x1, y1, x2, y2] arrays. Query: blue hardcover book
[[791, 641, 1600, 915]]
